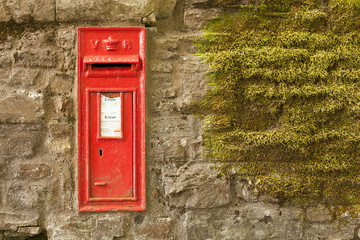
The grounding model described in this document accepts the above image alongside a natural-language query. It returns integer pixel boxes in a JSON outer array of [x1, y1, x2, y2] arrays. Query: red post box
[[77, 27, 145, 211]]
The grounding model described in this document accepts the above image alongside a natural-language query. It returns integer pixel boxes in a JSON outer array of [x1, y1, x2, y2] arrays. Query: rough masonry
[[0, 0, 359, 239]]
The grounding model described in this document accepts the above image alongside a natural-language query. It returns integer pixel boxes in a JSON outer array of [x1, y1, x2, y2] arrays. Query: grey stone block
[[4, 0, 55, 23]]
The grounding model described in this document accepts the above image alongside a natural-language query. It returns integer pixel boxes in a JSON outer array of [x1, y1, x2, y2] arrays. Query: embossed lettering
[[122, 40, 132, 50], [90, 40, 100, 49]]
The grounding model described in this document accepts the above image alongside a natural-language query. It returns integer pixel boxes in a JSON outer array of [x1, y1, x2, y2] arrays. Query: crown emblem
[[103, 36, 119, 51]]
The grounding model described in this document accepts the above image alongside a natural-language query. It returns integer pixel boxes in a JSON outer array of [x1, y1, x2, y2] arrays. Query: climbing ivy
[[195, 0, 360, 218]]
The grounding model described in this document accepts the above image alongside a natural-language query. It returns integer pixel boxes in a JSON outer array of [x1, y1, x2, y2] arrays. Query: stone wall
[[0, 0, 359, 239]]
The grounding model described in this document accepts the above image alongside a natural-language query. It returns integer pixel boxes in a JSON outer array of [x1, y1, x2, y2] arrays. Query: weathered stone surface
[[55, 27, 76, 73], [0, 41, 11, 50], [133, 217, 173, 240], [56, 0, 150, 22], [0, 183, 3, 205], [0, 157, 5, 179], [16, 163, 51, 179], [46, 214, 122, 240], [0, 69, 11, 84], [48, 96, 74, 122], [185, 0, 214, 6], [93, 218, 123, 240], [57, 168, 75, 211], [4, 0, 55, 23], [57, 51, 76, 71], [17, 226, 42, 235], [177, 58, 207, 104], [152, 99, 179, 113], [0, 2, 10, 22], [151, 73, 172, 84], [6, 184, 42, 208], [165, 163, 230, 208], [56, 26, 76, 50], [238, 202, 280, 221], [354, 225, 360, 240], [67, 216, 96, 230], [48, 123, 72, 136], [0, 212, 38, 231], [151, 61, 173, 73], [32, 0, 55, 22], [9, 69, 40, 87], [279, 205, 302, 220], [184, 8, 221, 29], [15, 50, 56, 68], [0, 54, 11, 68], [180, 211, 217, 240], [47, 229, 91, 240], [0, 124, 41, 158], [48, 136, 72, 154], [154, 39, 178, 60], [0, 95, 43, 123], [16, 30, 56, 49], [164, 88, 177, 98], [48, 74, 73, 94], [151, 118, 190, 136], [142, 12, 156, 26], [154, 0, 177, 19], [235, 179, 261, 202], [3, 230, 34, 240], [307, 205, 332, 222], [306, 222, 354, 239], [180, 208, 303, 240]]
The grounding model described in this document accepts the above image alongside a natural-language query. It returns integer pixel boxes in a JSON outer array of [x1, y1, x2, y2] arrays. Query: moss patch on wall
[[195, 0, 360, 218]]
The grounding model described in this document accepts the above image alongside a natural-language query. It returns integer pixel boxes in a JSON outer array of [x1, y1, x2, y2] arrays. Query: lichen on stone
[[194, 0, 360, 218]]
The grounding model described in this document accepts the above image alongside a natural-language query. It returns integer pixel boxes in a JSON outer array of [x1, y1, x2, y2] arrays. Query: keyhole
[[99, 148, 103, 157]]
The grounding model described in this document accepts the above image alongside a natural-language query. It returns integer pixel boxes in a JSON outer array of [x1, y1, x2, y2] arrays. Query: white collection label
[[100, 93, 122, 137]]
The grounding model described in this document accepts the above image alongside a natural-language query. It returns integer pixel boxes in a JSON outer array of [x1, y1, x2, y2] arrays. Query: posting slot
[[84, 55, 140, 77]]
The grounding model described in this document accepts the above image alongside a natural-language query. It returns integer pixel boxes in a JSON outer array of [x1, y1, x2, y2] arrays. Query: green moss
[[195, 0, 360, 218]]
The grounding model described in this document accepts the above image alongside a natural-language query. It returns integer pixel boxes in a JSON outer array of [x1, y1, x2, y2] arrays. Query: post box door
[[89, 92, 134, 199]]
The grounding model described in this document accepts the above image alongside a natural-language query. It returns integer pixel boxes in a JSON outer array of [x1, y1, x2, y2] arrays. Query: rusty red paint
[[78, 27, 146, 211]]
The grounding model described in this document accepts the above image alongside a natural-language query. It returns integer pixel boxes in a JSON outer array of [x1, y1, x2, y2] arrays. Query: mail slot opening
[[92, 63, 132, 70], [83, 55, 140, 77]]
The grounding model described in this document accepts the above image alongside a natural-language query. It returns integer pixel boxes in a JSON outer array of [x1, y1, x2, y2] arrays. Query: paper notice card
[[100, 93, 122, 137]]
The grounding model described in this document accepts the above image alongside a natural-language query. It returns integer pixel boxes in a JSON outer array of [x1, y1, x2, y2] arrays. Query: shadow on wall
[[1, 231, 47, 240]]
